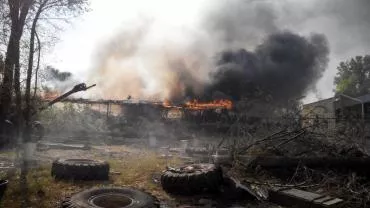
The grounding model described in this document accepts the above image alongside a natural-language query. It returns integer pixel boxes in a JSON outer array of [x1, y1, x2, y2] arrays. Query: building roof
[[303, 97, 334, 107], [302, 93, 370, 109], [357, 94, 370, 103]]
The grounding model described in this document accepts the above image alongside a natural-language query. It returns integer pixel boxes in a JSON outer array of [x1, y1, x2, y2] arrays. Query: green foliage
[[39, 103, 108, 135], [334, 55, 370, 97], [336, 77, 353, 94]]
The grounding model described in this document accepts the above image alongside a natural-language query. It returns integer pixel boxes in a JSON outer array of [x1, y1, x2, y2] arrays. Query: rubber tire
[[61, 187, 159, 208], [161, 163, 223, 195], [51, 159, 109, 180]]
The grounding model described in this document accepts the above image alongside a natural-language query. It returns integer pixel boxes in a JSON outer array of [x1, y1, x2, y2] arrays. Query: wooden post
[[106, 103, 110, 121]]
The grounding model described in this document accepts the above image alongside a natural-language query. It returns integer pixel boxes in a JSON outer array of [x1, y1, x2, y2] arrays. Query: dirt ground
[[0, 144, 278, 208]]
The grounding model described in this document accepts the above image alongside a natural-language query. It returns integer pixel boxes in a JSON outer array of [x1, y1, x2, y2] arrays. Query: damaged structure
[[302, 93, 370, 129]]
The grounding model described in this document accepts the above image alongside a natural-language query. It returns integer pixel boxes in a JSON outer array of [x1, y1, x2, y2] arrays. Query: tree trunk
[[25, 6, 43, 143], [33, 31, 41, 98], [0, 0, 21, 145], [3, 1, 34, 208], [0, 26, 17, 120], [8, 0, 33, 143], [14, 41, 22, 134], [0, 0, 33, 124]]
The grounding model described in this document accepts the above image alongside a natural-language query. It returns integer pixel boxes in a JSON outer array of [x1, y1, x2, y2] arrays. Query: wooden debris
[[249, 156, 370, 172], [269, 187, 343, 208]]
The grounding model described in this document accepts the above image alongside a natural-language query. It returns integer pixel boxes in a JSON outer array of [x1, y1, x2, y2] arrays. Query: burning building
[[88, 31, 328, 120], [45, 27, 330, 138]]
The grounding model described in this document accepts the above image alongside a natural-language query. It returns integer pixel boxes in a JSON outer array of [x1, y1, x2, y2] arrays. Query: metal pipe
[[37, 83, 96, 114]]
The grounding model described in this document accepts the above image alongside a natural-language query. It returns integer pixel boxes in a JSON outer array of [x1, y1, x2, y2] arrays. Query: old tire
[[61, 187, 159, 208], [161, 163, 223, 195], [51, 159, 109, 180]]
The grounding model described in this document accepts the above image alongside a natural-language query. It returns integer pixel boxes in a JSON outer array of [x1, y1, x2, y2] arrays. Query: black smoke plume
[[198, 31, 329, 105], [88, 0, 332, 105]]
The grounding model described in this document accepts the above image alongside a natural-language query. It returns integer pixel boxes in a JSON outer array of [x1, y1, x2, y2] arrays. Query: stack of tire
[[161, 163, 223, 195]]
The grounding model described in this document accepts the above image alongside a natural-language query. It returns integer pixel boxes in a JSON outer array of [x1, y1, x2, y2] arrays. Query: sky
[[44, 0, 370, 103], [45, 0, 207, 78]]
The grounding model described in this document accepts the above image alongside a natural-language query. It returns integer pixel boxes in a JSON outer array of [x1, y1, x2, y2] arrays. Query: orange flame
[[162, 99, 182, 109], [42, 91, 60, 101], [185, 99, 232, 110], [163, 99, 172, 108], [163, 99, 233, 110]]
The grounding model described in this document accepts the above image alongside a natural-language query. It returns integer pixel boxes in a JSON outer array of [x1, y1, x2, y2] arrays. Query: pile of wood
[[230, 123, 370, 208]]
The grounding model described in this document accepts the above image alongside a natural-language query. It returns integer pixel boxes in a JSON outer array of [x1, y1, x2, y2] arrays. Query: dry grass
[[0, 151, 180, 208]]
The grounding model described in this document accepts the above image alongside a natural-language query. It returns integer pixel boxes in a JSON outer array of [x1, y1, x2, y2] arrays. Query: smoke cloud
[[88, 19, 212, 101], [86, 0, 342, 104], [205, 32, 329, 103], [44, 66, 79, 93]]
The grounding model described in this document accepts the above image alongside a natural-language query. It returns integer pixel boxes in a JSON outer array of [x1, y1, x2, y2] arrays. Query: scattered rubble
[[227, 118, 370, 208], [269, 187, 343, 208]]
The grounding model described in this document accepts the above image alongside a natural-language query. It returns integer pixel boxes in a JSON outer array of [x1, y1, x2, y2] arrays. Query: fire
[[185, 99, 232, 110], [163, 99, 172, 108], [163, 99, 233, 110], [162, 99, 182, 109], [42, 91, 60, 101]]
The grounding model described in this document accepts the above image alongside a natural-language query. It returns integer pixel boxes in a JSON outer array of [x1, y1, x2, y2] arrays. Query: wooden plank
[[268, 188, 343, 208]]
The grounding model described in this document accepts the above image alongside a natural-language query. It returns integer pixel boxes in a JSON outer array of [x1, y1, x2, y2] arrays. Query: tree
[[334, 55, 370, 97], [0, 0, 88, 139], [0, 0, 33, 126], [0, 1, 89, 206], [0, 53, 4, 80], [24, 0, 88, 144], [0, 0, 88, 124]]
